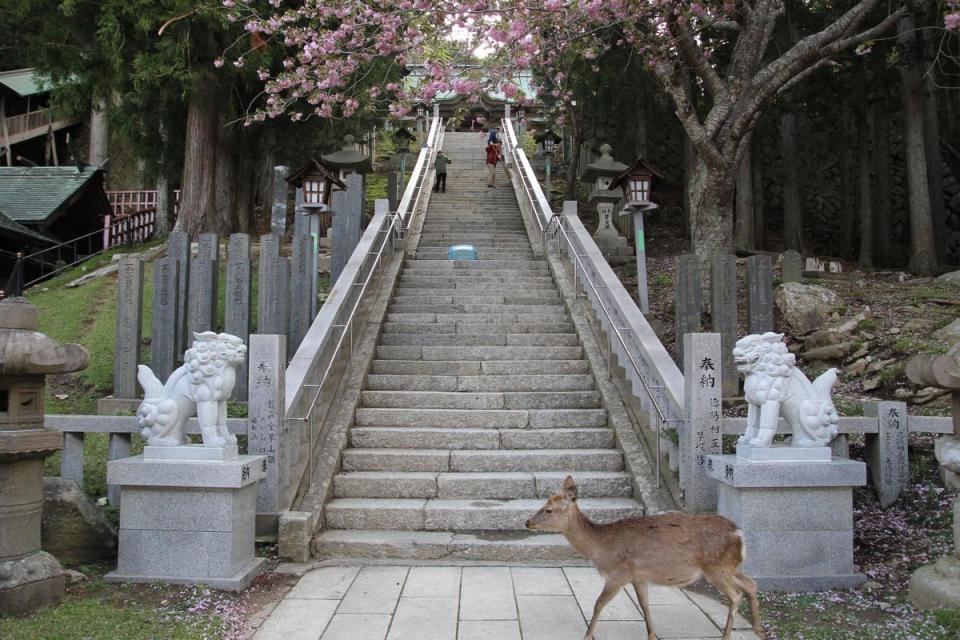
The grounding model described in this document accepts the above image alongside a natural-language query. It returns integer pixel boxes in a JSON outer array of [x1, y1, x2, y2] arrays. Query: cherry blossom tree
[[232, 0, 948, 273]]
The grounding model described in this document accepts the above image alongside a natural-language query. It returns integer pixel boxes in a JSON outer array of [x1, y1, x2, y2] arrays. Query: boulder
[[934, 318, 960, 346], [41, 478, 116, 565], [803, 308, 872, 352], [803, 341, 857, 362], [774, 282, 845, 336], [935, 270, 960, 287]]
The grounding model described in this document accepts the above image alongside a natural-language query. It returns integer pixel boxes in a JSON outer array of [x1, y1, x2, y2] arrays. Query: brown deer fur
[[526, 476, 765, 640]]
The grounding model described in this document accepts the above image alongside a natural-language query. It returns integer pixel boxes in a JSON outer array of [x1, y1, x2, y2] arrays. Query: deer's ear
[[561, 476, 577, 501]]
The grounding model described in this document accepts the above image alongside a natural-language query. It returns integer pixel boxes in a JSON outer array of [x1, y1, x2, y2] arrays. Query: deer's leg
[[734, 571, 765, 639], [704, 571, 743, 640], [632, 581, 657, 640], [583, 580, 619, 640]]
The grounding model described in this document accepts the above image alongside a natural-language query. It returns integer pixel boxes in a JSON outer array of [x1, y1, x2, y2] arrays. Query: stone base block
[[708, 454, 866, 593], [144, 444, 239, 461], [278, 511, 316, 563], [909, 556, 960, 609], [107, 557, 265, 592], [0, 551, 65, 616], [736, 444, 832, 462], [107, 454, 266, 592], [97, 398, 142, 415]]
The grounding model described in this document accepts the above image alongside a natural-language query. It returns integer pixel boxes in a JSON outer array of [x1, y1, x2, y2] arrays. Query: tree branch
[[651, 61, 725, 169]]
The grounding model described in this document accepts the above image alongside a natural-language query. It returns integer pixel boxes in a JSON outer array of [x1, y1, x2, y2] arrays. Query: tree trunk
[[872, 99, 892, 264], [253, 128, 277, 232], [780, 110, 806, 253], [215, 128, 237, 234], [155, 174, 174, 237], [838, 104, 857, 258], [87, 101, 109, 167], [921, 71, 948, 265], [858, 107, 874, 269], [898, 14, 938, 275], [751, 134, 765, 249], [176, 68, 220, 237], [235, 155, 254, 234], [734, 133, 754, 250], [690, 158, 736, 290]]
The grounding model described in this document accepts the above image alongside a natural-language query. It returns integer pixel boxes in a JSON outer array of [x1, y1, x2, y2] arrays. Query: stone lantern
[[907, 343, 960, 609], [321, 134, 374, 182], [0, 297, 89, 616], [611, 158, 665, 314], [581, 144, 632, 258]]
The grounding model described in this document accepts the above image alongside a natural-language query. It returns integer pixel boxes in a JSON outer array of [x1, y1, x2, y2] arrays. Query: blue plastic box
[[447, 244, 478, 260]]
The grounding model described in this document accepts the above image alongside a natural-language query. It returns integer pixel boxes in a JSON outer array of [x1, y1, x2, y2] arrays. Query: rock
[[41, 478, 117, 565], [849, 345, 870, 360], [804, 309, 872, 352], [63, 569, 87, 584], [862, 580, 882, 591], [935, 436, 960, 474], [935, 270, 960, 287], [933, 318, 960, 346], [910, 556, 960, 609], [862, 332, 876, 340], [894, 388, 915, 401], [913, 387, 949, 404], [863, 377, 881, 391], [774, 282, 845, 336], [888, 327, 901, 335], [845, 358, 868, 376], [866, 358, 898, 375], [904, 319, 931, 331], [803, 341, 857, 362]]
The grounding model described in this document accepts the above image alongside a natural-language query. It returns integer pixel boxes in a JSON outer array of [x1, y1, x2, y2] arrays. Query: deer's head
[[526, 476, 578, 532]]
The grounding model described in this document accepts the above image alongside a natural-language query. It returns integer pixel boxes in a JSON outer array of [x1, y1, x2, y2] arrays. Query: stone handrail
[[396, 115, 443, 230]]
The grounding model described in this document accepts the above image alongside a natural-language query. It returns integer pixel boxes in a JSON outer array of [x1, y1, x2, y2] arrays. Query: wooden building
[[0, 68, 80, 167]]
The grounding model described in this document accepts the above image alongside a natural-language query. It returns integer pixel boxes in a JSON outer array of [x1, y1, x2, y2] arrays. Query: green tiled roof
[[0, 68, 53, 97], [0, 166, 103, 223], [0, 207, 54, 245]]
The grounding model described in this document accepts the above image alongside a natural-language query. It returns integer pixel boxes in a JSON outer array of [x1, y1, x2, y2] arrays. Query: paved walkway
[[250, 565, 760, 640]]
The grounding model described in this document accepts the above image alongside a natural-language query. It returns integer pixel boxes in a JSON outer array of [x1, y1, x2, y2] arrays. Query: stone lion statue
[[137, 332, 247, 448], [733, 332, 839, 448]]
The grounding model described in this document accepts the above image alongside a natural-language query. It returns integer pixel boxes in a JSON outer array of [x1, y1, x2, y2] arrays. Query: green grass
[[0, 597, 225, 640]]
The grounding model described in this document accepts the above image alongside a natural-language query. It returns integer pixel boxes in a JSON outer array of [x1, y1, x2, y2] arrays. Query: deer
[[525, 476, 765, 640]]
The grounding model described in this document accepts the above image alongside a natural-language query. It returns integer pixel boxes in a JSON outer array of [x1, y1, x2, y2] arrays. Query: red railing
[[106, 189, 180, 218]]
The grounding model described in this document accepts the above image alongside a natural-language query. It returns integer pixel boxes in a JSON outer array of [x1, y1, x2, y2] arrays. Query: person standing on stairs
[[434, 150, 452, 193], [485, 138, 501, 188]]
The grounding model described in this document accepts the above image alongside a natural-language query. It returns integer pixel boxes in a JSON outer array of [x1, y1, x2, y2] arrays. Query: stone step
[[360, 390, 602, 410], [349, 427, 614, 451], [384, 313, 573, 326], [398, 277, 555, 288], [374, 345, 581, 361], [313, 529, 582, 562], [369, 359, 590, 376], [392, 288, 557, 298], [389, 303, 566, 315], [406, 259, 545, 269], [365, 373, 594, 392], [382, 322, 572, 335], [378, 334, 578, 347], [397, 270, 550, 280], [390, 295, 564, 307], [333, 470, 633, 499], [324, 497, 641, 531], [354, 408, 608, 429], [341, 448, 623, 473]]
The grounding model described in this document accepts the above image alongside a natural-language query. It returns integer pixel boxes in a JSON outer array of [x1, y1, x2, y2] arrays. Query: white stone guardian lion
[[733, 332, 839, 448], [137, 332, 247, 448]]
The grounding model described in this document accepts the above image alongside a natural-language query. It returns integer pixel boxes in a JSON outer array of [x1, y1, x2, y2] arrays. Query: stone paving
[[250, 565, 761, 640]]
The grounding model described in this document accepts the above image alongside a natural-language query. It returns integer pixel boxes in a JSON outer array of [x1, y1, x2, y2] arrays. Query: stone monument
[[107, 332, 266, 591], [0, 298, 89, 615], [581, 144, 632, 259], [707, 332, 866, 591], [907, 344, 960, 609]]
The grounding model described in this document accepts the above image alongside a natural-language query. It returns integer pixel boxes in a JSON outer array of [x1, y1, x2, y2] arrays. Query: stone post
[[681, 332, 723, 512], [113, 257, 143, 399], [0, 298, 89, 615], [710, 255, 738, 397], [150, 257, 179, 384], [257, 234, 290, 337], [864, 401, 908, 508], [330, 174, 365, 287], [619, 205, 653, 314], [288, 234, 313, 359], [674, 254, 702, 366], [226, 235, 251, 401], [270, 166, 290, 236], [167, 232, 190, 355], [248, 335, 287, 514], [780, 250, 803, 283], [387, 171, 400, 212], [187, 233, 219, 337], [746, 255, 774, 334]]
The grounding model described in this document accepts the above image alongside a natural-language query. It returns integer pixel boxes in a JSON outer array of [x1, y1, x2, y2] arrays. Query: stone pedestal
[[106, 447, 267, 591], [707, 449, 866, 592]]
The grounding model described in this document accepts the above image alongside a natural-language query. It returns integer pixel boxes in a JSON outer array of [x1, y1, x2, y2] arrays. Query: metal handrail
[[501, 117, 684, 488]]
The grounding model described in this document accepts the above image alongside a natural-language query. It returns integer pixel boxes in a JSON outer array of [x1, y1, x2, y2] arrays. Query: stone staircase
[[313, 132, 646, 561]]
